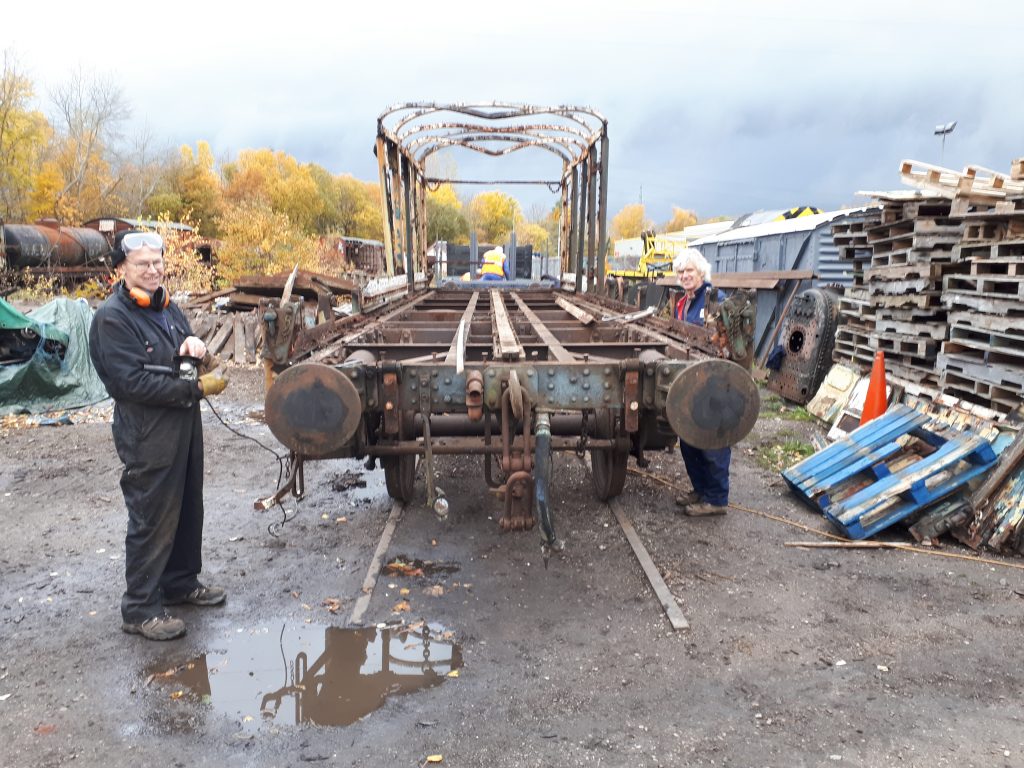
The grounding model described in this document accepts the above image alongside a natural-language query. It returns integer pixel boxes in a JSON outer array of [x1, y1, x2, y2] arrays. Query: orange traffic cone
[[860, 350, 889, 425]]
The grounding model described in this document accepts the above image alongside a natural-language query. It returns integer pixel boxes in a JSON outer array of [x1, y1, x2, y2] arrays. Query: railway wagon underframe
[[261, 284, 759, 554]]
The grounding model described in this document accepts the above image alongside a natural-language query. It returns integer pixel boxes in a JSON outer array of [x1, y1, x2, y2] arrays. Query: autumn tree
[[469, 190, 520, 244], [48, 68, 130, 221], [426, 183, 469, 244], [662, 206, 697, 233], [215, 199, 321, 284], [222, 148, 325, 235], [610, 203, 651, 239], [0, 52, 50, 221], [334, 174, 383, 240]]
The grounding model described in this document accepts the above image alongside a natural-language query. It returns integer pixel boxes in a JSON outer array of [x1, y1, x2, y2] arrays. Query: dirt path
[[2, 368, 1021, 767]]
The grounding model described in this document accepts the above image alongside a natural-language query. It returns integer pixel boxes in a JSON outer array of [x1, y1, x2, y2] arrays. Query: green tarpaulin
[[0, 297, 109, 415]]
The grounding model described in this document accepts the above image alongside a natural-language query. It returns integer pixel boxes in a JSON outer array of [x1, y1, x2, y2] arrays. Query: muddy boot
[[164, 585, 227, 607], [682, 502, 728, 517], [674, 491, 702, 509], [122, 613, 186, 641]]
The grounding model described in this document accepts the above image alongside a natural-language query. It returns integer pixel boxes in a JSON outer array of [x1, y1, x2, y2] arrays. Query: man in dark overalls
[[90, 230, 228, 640]]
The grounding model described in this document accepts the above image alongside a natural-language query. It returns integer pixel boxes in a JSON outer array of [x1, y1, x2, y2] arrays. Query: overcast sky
[[5, 1, 1023, 225]]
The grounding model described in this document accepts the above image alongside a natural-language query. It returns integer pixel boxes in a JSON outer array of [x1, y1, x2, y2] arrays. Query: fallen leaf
[[322, 598, 342, 614], [392, 600, 411, 613], [426, 756, 443, 764], [400, 588, 410, 596], [87, 611, 97, 616], [243, 715, 254, 722], [300, 603, 312, 610], [424, 585, 444, 597], [384, 559, 425, 578], [431, 539, 438, 546], [34, 723, 56, 735], [169, 690, 185, 700], [446, 669, 459, 678], [335, 516, 348, 524], [320, 513, 329, 520], [290, 591, 300, 599]]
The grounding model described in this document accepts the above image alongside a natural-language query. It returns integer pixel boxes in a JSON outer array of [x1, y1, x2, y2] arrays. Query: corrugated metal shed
[[688, 209, 857, 285], [687, 209, 870, 360]]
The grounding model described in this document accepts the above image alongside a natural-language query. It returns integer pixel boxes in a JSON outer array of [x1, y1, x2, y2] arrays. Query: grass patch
[[759, 394, 817, 422], [756, 438, 816, 472]]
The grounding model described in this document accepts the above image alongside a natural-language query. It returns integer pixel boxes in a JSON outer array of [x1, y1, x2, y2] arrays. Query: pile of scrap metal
[[179, 269, 426, 366], [256, 282, 760, 554]]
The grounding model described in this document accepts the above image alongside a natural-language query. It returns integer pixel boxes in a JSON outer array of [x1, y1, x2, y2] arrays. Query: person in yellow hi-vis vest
[[478, 246, 507, 281]]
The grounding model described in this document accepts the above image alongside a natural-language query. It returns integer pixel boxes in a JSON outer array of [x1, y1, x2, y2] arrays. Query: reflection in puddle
[[147, 622, 461, 729]]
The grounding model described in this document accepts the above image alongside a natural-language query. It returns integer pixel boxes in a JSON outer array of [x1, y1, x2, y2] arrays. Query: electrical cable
[[201, 394, 297, 537]]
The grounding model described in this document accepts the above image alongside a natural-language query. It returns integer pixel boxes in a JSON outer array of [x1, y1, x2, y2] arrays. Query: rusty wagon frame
[[258, 104, 759, 554]]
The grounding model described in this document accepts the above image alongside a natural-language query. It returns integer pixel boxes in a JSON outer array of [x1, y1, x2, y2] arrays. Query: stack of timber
[[863, 194, 963, 391], [185, 308, 261, 366], [831, 208, 881, 371], [939, 164, 1024, 416]]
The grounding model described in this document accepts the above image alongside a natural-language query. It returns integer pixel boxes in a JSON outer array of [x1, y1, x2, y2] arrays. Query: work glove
[[198, 372, 229, 397]]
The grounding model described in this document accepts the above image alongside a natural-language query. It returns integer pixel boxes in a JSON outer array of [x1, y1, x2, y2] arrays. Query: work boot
[[165, 584, 227, 607], [682, 501, 728, 517], [122, 613, 186, 641], [674, 491, 702, 508]]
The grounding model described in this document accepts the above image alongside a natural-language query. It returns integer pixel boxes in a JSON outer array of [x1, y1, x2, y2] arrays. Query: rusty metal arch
[[374, 102, 609, 292]]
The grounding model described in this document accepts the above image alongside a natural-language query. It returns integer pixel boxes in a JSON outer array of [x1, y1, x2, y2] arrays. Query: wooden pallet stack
[[831, 208, 881, 371], [188, 309, 262, 366], [861, 195, 963, 390], [940, 175, 1024, 415]]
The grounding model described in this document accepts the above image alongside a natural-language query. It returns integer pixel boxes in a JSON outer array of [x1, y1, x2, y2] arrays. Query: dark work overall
[[89, 289, 205, 623]]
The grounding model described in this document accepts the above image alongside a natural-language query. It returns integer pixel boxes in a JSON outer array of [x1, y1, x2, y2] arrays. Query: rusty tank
[[2, 221, 111, 271]]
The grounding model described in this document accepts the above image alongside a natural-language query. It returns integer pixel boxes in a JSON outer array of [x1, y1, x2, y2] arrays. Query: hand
[[198, 372, 229, 396], [179, 336, 207, 359]]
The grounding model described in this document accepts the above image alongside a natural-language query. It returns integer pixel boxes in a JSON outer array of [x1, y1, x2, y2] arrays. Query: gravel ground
[[2, 367, 1022, 768]]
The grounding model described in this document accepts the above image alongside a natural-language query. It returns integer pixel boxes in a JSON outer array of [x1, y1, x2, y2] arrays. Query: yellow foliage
[[215, 200, 322, 285], [663, 206, 698, 233], [469, 191, 520, 244], [611, 203, 651, 240], [153, 213, 217, 295], [25, 161, 64, 221], [515, 221, 551, 250]]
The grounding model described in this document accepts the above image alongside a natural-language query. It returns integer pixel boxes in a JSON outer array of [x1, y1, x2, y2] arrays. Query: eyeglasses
[[126, 258, 165, 272], [121, 232, 164, 253]]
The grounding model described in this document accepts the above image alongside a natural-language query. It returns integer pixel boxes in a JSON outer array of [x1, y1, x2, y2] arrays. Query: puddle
[[146, 621, 462, 729]]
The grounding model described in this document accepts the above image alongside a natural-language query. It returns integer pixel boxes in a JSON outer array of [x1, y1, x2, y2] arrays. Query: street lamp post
[[934, 121, 957, 165]]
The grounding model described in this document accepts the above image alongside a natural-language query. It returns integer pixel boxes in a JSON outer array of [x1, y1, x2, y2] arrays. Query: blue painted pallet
[[782, 405, 998, 539]]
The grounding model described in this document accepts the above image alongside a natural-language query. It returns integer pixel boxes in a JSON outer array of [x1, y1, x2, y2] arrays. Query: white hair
[[672, 248, 712, 281]]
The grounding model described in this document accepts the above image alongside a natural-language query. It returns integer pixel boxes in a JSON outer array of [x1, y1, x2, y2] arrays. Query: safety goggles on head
[[121, 231, 164, 254]]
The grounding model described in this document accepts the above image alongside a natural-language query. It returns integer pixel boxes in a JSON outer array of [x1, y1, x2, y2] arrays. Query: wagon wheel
[[590, 409, 628, 501], [382, 414, 416, 502]]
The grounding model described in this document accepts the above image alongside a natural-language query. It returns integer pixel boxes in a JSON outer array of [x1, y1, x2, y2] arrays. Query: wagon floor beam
[[510, 292, 576, 363], [490, 290, 525, 360]]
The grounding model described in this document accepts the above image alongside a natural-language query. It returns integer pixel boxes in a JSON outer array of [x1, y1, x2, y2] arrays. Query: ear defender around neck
[[123, 282, 169, 310]]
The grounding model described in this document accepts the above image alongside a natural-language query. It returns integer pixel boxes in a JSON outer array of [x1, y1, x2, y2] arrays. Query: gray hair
[[672, 248, 712, 281]]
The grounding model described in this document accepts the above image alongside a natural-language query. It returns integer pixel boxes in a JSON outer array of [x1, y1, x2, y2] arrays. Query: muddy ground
[[2, 365, 1023, 768]]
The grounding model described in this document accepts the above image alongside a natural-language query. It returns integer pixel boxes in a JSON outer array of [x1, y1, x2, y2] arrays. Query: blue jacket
[[674, 281, 724, 326]]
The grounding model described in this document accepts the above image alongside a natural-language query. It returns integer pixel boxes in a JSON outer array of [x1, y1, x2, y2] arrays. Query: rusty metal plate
[[265, 363, 362, 456], [665, 359, 760, 450]]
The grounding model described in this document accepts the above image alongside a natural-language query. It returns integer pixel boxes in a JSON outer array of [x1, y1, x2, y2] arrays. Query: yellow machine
[[606, 230, 689, 280]]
